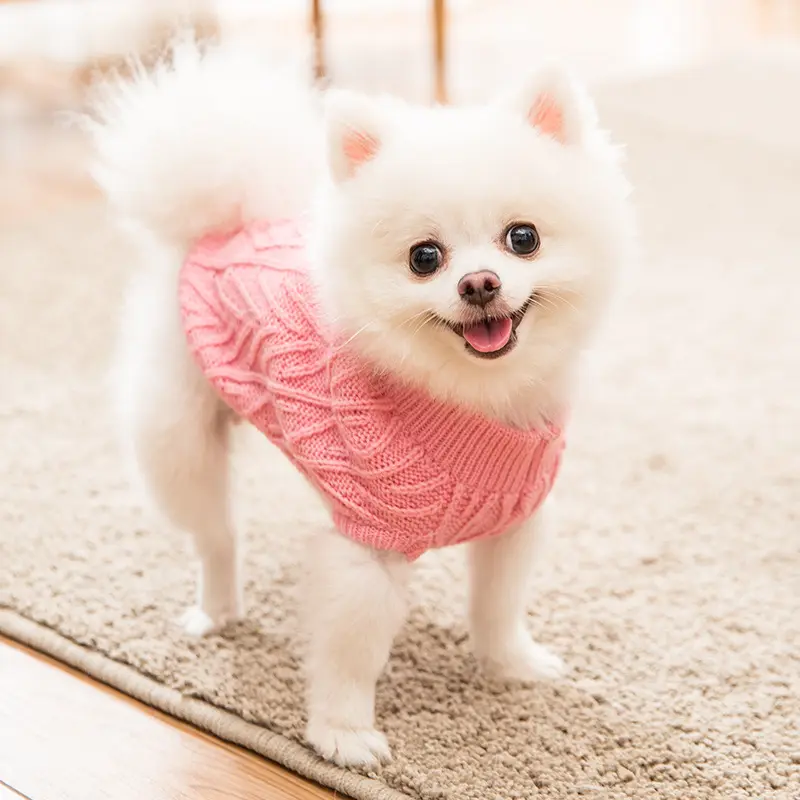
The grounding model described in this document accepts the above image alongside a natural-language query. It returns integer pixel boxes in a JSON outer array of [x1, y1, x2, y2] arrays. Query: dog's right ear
[[324, 89, 385, 183], [500, 65, 599, 148]]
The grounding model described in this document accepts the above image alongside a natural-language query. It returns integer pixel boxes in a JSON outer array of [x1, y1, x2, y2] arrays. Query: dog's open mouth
[[435, 296, 534, 360], [461, 316, 515, 357]]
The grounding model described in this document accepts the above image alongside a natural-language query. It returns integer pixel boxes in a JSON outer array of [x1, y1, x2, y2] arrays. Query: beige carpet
[[1, 58, 799, 799]]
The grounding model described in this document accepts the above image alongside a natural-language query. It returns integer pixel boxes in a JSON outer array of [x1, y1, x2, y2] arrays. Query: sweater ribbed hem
[[390, 383, 562, 495]]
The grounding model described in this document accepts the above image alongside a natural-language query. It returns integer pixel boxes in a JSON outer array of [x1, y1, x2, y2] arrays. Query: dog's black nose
[[458, 271, 501, 307]]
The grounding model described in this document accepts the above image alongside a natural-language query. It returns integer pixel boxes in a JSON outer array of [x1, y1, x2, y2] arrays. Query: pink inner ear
[[343, 129, 379, 173], [529, 92, 565, 142]]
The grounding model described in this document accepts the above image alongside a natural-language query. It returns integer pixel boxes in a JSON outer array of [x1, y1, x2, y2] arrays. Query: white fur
[[89, 37, 323, 250], [470, 504, 565, 680], [93, 39, 634, 768]]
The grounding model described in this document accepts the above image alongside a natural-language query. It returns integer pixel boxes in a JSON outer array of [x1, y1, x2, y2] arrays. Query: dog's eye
[[409, 242, 443, 276], [504, 224, 540, 256]]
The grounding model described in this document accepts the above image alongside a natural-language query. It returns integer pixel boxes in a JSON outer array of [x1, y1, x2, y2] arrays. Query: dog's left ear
[[324, 89, 386, 183], [501, 66, 598, 146]]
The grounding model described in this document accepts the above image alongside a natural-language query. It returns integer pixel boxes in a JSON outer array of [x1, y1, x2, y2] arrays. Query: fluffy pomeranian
[[90, 39, 633, 768]]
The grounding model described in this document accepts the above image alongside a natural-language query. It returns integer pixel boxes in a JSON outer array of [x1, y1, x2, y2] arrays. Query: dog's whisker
[[334, 320, 375, 351], [397, 310, 433, 331], [535, 288, 581, 315]]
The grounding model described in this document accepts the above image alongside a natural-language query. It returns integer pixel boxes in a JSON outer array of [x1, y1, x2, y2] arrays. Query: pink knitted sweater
[[179, 219, 565, 560]]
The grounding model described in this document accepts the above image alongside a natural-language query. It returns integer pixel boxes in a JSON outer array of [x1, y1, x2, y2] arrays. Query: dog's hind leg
[[116, 265, 242, 636]]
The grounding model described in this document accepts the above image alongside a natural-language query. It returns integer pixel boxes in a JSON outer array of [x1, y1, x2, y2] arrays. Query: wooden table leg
[[432, 0, 447, 104], [311, 0, 325, 82]]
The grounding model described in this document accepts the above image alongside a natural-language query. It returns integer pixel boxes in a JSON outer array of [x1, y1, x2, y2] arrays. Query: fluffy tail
[[88, 37, 323, 251]]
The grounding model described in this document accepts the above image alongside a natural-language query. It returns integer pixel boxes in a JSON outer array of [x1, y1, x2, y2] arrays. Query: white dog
[[90, 39, 633, 768]]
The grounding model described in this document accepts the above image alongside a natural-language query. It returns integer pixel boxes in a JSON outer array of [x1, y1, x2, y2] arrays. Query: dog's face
[[311, 70, 634, 424]]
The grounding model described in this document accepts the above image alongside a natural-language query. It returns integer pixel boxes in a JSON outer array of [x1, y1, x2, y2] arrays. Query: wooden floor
[[0, 1, 797, 799], [0, 637, 334, 800]]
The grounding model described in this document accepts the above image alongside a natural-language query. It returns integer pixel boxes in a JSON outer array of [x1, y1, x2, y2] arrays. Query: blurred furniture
[[311, 0, 448, 103]]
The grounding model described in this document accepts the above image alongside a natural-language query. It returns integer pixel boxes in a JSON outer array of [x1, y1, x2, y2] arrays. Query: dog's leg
[[117, 270, 242, 637], [134, 395, 241, 637], [469, 505, 565, 680], [303, 530, 410, 768]]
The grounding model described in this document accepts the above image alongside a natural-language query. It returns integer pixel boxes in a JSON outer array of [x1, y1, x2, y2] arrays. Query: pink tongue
[[462, 317, 513, 353]]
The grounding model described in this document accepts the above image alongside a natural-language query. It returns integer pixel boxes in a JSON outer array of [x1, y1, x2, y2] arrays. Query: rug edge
[[0, 609, 409, 800]]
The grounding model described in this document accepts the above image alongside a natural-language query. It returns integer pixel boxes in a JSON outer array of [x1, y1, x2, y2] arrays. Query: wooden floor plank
[[0, 638, 335, 800]]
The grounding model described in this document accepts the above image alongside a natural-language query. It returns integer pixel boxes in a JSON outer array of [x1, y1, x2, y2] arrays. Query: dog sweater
[[179, 219, 565, 560]]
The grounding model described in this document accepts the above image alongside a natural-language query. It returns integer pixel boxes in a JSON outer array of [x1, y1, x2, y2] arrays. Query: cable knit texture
[[178, 219, 565, 559]]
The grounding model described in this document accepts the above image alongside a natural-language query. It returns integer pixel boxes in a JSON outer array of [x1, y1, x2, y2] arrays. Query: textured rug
[[1, 57, 799, 800]]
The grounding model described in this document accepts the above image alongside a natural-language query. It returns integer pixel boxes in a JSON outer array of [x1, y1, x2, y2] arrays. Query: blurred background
[[0, 0, 799, 228]]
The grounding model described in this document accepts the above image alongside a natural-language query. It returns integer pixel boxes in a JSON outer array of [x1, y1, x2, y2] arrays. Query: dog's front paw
[[477, 636, 566, 682], [178, 606, 239, 637], [306, 720, 392, 769]]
